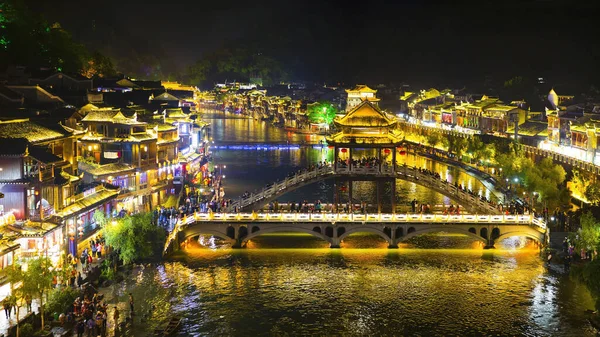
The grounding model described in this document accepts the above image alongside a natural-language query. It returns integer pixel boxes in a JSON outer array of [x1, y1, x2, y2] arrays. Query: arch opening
[[395, 227, 404, 239], [239, 226, 248, 239], [226, 226, 235, 239], [252, 226, 260, 233]]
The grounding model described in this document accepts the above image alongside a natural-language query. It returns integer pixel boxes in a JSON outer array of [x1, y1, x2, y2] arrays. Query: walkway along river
[[100, 111, 596, 336]]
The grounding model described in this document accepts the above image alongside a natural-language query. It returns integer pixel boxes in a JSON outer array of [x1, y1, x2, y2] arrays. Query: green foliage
[[585, 182, 600, 206], [466, 137, 496, 164], [443, 135, 469, 158], [426, 132, 441, 147], [99, 259, 115, 282], [103, 212, 166, 265], [571, 258, 600, 311], [93, 210, 108, 229], [307, 101, 337, 124], [0, 1, 116, 76], [81, 51, 117, 78], [22, 257, 55, 330], [574, 212, 600, 252], [19, 323, 33, 337], [45, 287, 79, 316], [183, 46, 288, 87]]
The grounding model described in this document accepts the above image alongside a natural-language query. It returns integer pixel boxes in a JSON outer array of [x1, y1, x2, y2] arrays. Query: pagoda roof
[[81, 110, 146, 125], [334, 100, 396, 127], [346, 84, 377, 93], [151, 91, 180, 102]]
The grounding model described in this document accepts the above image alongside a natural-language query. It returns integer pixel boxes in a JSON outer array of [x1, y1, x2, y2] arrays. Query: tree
[[585, 182, 600, 206], [24, 257, 55, 331], [426, 132, 441, 148], [103, 212, 166, 265], [6, 261, 25, 337], [92, 209, 108, 228], [81, 51, 116, 78], [444, 135, 468, 158], [575, 212, 600, 252], [306, 101, 337, 125]]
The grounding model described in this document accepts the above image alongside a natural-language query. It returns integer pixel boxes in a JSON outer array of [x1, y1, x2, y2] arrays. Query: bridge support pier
[[330, 236, 341, 249], [483, 240, 495, 249]]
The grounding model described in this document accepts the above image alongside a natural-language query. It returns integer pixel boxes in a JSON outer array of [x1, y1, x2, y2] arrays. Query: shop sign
[[104, 151, 120, 159], [83, 187, 96, 197]]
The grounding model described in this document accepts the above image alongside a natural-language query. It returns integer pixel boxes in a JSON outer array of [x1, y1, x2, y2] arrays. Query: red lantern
[[341, 148, 348, 153], [399, 149, 407, 156], [384, 149, 391, 154], [328, 145, 334, 149]]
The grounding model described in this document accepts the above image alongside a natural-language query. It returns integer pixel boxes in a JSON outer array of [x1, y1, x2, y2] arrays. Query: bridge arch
[[398, 226, 488, 244], [241, 225, 334, 245], [338, 226, 393, 245], [494, 231, 545, 245], [178, 227, 237, 246], [231, 167, 501, 214]]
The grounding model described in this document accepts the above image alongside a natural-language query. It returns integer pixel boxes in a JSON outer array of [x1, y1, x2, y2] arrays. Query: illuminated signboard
[[104, 151, 120, 159]]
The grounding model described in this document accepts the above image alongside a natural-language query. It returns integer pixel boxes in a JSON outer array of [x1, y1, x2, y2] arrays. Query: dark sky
[[27, 0, 600, 88]]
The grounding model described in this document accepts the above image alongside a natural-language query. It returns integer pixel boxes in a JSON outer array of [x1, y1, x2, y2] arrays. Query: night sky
[[28, 0, 600, 87]]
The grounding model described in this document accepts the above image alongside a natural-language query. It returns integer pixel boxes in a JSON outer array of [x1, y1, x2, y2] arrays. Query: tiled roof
[[0, 119, 69, 143], [81, 162, 135, 177]]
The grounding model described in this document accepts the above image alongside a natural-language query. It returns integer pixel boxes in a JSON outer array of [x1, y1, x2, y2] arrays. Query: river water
[[102, 112, 596, 336]]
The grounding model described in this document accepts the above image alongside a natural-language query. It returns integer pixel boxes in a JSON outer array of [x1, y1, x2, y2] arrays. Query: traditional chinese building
[[326, 100, 402, 215], [345, 85, 379, 112]]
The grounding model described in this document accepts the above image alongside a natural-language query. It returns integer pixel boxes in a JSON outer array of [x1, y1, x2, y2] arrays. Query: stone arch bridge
[[227, 165, 502, 214], [164, 213, 547, 254]]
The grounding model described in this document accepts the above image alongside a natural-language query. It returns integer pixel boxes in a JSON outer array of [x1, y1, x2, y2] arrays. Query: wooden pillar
[[391, 178, 396, 214], [376, 180, 382, 213], [392, 147, 396, 173], [334, 146, 338, 172], [378, 148, 382, 172], [348, 180, 353, 210], [348, 147, 352, 171]]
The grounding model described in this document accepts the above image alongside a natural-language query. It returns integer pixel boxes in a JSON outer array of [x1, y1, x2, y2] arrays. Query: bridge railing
[[229, 166, 334, 210], [228, 164, 504, 214], [398, 166, 500, 214], [183, 212, 546, 228]]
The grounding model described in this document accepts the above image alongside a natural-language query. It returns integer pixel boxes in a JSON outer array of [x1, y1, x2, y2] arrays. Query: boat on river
[[153, 316, 182, 336]]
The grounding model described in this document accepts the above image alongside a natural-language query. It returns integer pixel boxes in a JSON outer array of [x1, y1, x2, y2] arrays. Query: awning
[[54, 188, 119, 219]]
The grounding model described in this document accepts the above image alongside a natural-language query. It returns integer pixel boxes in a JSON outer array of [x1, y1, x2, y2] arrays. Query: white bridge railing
[[227, 165, 502, 214], [182, 212, 544, 228]]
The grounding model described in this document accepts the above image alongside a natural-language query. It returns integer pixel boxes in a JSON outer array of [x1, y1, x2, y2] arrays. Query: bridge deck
[[164, 212, 547, 253], [227, 165, 504, 214]]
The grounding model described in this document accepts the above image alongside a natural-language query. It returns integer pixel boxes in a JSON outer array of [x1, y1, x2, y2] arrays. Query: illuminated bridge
[[226, 165, 503, 214], [163, 213, 547, 254]]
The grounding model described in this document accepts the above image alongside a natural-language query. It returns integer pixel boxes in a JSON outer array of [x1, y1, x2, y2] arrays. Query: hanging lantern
[[341, 148, 348, 153], [384, 149, 391, 154], [328, 145, 334, 149], [399, 149, 407, 156]]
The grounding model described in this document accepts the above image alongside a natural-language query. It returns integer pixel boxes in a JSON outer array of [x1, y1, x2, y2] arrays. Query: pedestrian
[[76, 320, 85, 337], [3, 298, 10, 319], [129, 293, 134, 314], [113, 306, 120, 327], [77, 272, 83, 288], [86, 317, 95, 337]]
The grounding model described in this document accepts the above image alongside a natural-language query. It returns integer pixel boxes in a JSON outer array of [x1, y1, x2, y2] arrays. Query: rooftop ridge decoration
[[346, 84, 377, 93]]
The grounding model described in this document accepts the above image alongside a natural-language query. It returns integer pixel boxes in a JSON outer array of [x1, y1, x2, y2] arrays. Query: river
[[101, 112, 596, 336]]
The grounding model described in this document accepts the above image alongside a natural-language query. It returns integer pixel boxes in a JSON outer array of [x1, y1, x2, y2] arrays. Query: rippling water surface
[[104, 234, 595, 337]]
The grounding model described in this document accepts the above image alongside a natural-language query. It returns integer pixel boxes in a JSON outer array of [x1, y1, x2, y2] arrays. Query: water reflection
[[102, 234, 596, 337]]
